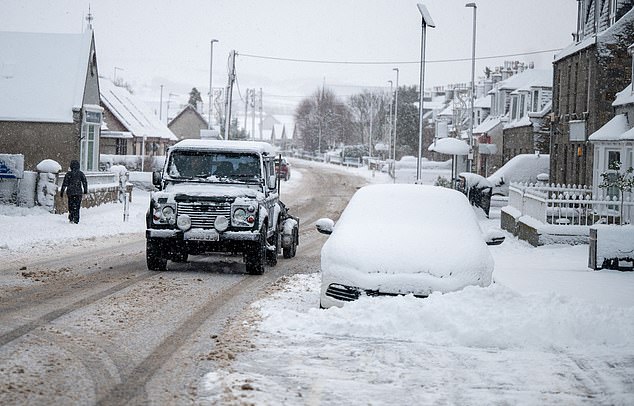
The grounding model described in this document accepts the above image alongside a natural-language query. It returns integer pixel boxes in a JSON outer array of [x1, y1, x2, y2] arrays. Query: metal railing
[[508, 182, 633, 226]]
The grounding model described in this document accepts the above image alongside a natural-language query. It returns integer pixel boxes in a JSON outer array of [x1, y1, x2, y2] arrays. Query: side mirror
[[152, 171, 162, 187], [268, 175, 277, 189], [315, 218, 335, 235], [484, 229, 505, 246]]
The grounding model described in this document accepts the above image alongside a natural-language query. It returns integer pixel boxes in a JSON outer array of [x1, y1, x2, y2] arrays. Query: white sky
[[1, 0, 578, 112]]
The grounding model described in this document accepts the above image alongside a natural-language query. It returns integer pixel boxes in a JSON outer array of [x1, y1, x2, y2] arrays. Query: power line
[[238, 48, 562, 65]]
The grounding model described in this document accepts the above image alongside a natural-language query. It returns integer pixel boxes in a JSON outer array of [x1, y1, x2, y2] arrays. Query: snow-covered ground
[[1, 160, 633, 404]]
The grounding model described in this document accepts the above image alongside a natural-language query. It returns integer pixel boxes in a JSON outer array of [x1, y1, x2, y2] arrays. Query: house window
[[115, 139, 127, 155], [511, 96, 518, 120], [519, 94, 526, 118], [532, 90, 540, 111], [609, 0, 617, 26], [605, 150, 621, 199], [569, 120, 586, 141], [80, 107, 103, 171]]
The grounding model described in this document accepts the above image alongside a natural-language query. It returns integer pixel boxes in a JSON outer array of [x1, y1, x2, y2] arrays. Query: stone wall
[[0, 121, 79, 171]]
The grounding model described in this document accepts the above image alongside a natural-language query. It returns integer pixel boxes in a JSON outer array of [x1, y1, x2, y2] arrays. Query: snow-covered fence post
[[35, 159, 62, 213]]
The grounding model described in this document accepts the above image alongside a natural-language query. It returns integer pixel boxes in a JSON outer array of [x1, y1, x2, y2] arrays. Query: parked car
[[275, 157, 291, 181], [487, 154, 550, 196], [315, 184, 501, 309]]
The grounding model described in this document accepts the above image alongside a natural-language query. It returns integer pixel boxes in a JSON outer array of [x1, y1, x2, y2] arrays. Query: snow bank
[[257, 273, 634, 351]]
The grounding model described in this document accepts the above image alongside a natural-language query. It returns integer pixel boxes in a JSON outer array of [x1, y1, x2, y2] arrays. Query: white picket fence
[[508, 182, 634, 226]]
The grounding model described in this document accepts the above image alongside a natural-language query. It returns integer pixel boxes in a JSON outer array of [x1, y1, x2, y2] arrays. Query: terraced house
[[550, 0, 634, 187]]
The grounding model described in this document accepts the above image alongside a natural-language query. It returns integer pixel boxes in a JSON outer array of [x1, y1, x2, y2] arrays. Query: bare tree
[[294, 87, 353, 153]]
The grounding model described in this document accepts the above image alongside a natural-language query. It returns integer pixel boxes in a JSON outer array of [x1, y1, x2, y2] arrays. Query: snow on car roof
[[170, 139, 276, 155], [321, 184, 493, 285], [487, 154, 550, 186]]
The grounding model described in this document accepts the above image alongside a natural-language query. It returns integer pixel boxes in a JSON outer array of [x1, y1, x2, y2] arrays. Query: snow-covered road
[[1, 159, 633, 405]]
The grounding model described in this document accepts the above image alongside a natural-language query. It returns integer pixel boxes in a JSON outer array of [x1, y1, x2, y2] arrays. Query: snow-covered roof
[[171, 139, 276, 155], [169, 104, 208, 126], [504, 115, 533, 130], [554, 7, 634, 62], [612, 83, 634, 107], [0, 30, 93, 123], [474, 94, 492, 109], [428, 137, 470, 156], [100, 77, 177, 141], [588, 114, 633, 141], [474, 116, 502, 134], [496, 69, 552, 92]]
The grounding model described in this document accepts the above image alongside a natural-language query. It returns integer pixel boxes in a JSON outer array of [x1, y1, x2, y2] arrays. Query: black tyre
[[266, 225, 280, 266], [246, 226, 267, 275], [283, 227, 298, 258], [172, 250, 188, 263], [146, 239, 167, 271]]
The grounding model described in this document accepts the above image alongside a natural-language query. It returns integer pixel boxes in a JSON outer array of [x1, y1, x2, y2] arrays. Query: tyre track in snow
[[0, 265, 152, 348], [0, 160, 364, 405]]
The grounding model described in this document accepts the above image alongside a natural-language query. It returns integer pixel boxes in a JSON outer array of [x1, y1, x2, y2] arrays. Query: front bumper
[[146, 228, 260, 242]]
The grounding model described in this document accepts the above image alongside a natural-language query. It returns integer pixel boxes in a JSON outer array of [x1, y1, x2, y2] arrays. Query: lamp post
[[388, 79, 393, 164], [208, 39, 219, 130], [416, 3, 435, 183], [466, 2, 477, 172], [392, 67, 400, 182]]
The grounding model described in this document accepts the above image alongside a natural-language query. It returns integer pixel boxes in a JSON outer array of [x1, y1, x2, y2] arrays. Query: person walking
[[60, 160, 88, 224]]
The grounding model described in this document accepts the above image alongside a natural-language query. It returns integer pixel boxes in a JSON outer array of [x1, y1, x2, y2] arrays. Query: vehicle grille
[[325, 284, 360, 302], [326, 283, 428, 302], [177, 202, 231, 229]]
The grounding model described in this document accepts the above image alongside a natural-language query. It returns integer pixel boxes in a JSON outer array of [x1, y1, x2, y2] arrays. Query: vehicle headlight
[[232, 204, 257, 227], [233, 208, 247, 223], [162, 206, 176, 224], [214, 215, 229, 232], [177, 214, 191, 231]]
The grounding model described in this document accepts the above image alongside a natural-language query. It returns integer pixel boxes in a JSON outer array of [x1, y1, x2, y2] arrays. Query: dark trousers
[[68, 195, 83, 223]]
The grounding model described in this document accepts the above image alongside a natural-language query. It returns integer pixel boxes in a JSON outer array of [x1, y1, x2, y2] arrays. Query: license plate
[[184, 229, 219, 241]]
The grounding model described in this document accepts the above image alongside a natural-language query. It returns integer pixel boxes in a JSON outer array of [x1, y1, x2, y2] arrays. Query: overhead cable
[[238, 48, 563, 65]]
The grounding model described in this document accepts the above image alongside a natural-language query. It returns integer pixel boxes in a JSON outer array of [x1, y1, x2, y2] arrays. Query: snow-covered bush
[[36, 159, 60, 213]]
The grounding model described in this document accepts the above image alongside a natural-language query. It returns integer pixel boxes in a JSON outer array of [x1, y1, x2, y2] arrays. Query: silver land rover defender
[[146, 139, 299, 274]]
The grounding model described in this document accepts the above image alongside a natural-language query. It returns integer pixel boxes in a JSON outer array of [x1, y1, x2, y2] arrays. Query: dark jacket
[[61, 160, 88, 196]]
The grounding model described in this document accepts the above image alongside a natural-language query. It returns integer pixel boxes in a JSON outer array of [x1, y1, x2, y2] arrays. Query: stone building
[[550, 1, 634, 187], [589, 43, 634, 199], [0, 29, 103, 171], [473, 63, 551, 176], [168, 104, 208, 141], [99, 77, 177, 158]]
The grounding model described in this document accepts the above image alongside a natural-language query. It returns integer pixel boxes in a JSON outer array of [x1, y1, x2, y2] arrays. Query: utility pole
[[208, 39, 218, 129], [259, 88, 263, 140], [244, 88, 250, 138], [369, 102, 374, 162], [224, 50, 236, 140], [159, 85, 164, 121], [251, 89, 256, 142], [393, 67, 400, 181]]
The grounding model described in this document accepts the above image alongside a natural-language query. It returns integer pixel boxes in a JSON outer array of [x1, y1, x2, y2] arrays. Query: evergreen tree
[[188, 87, 203, 110]]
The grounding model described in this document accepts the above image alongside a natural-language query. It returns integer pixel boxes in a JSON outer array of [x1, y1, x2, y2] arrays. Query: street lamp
[[392, 67, 400, 182], [388, 79, 393, 164], [416, 3, 435, 183], [208, 39, 219, 129], [466, 2, 477, 172]]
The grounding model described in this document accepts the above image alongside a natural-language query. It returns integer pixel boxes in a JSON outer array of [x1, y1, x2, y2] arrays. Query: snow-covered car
[[315, 184, 496, 309], [487, 154, 550, 196]]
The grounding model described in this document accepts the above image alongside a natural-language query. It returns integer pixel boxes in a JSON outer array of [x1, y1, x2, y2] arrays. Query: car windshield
[[167, 151, 261, 183]]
